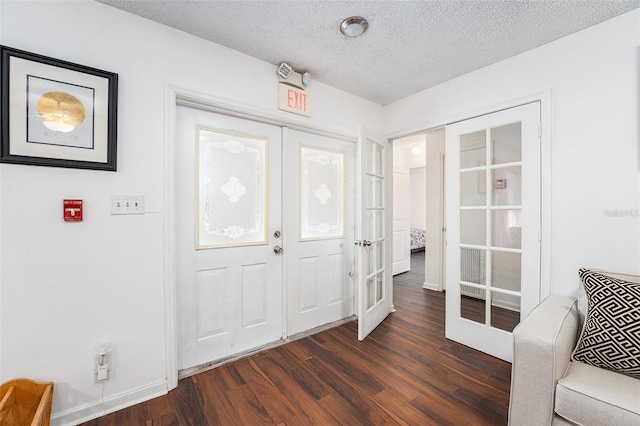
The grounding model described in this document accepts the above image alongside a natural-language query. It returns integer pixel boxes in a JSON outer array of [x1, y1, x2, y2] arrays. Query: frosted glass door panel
[[366, 176, 384, 208], [197, 127, 267, 249], [491, 293, 521, 332], [492, 123, 521, 165], [492, 166, 521, 206], [374, 143, 383, 175], [376, 242, 384, 273], [376, 274, 383, 303], [461, 289, 486, 324], [460, 210, 486, 246], [491, 251, 521, 292], [460, 171, 487, 206], [492, 210, 522, 249], [460, 130, 486, 168], [374, 211, 384, 240], [367, 278, 375, 309], [300, 146, 344, 240]]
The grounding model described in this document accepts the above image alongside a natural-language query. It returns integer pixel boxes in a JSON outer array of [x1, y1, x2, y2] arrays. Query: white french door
[[283, 129, 355, 335], [445, 102, 541, 362], [356, 126, 393, 341], [176, 106, 283, 371]]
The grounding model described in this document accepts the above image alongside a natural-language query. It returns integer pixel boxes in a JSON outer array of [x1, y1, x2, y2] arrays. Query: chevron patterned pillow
[[571, 268, 640, 379]]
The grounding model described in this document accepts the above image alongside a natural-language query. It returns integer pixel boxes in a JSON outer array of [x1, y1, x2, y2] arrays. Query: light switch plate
[[110, 195, 144, 215]]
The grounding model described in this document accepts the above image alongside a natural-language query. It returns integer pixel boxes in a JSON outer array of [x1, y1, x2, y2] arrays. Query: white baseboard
[[422, 281, 439, 291], [51, 380, 167, 426]]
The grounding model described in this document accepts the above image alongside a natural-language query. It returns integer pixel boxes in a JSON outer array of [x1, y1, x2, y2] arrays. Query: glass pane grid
[[458, 123, 525, 332], [488, 246, 521, 254], [489, 205, 523, 210], [489, 286, 522, 297], [489, 161, 522, 170]]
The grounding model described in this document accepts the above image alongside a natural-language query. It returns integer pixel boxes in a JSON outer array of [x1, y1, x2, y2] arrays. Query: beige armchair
[[508, 270, 640, 425]]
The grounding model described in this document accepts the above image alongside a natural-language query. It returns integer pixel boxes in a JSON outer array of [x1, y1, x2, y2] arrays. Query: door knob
[[362, 240, 373, 247], [273, 245, 283, 255]]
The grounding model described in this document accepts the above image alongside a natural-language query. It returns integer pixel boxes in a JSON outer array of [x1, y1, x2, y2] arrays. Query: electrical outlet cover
[[110, 195, 144, 215]]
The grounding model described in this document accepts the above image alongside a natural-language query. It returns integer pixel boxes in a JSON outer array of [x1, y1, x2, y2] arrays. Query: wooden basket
[[0, 379, 54, 426]]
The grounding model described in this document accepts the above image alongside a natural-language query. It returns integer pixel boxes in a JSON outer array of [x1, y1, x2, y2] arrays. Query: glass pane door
[[459, 122, 522, 333], [445, 102, 541, 362], [357, 126, 392, 341]]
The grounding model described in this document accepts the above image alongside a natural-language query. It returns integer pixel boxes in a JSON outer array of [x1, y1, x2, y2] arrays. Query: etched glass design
[[197, 127, 267, 249], [300, 146, 344, 240]]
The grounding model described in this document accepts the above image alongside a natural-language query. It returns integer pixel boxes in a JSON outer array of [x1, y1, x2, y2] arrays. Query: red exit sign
[[278, 83, 311, 117]]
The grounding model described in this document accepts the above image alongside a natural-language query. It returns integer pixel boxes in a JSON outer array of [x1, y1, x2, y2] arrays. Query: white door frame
[[163, 85, 358, 390], [386, 90, 551, 296]]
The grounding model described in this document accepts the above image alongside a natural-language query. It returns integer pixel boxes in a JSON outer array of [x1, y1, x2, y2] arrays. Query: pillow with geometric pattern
[[571, 268, 640, 379]]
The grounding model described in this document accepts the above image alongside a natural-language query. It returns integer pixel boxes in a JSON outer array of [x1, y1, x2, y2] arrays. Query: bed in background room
[[410, 228, 426, 253]]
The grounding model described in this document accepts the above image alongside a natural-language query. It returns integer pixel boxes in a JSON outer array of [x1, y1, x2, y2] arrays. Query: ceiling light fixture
[[340, 16, 368, 38]]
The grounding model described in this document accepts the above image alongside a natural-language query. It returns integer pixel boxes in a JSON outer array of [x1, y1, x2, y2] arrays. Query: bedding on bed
[[410, 228, 426, 251]]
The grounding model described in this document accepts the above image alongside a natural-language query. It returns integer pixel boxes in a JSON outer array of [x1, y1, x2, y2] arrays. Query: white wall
[[385, 9, 640, 298], [3, 1, 640, 423], [424, 129, 445, 289], [0, 1, 383, 424]]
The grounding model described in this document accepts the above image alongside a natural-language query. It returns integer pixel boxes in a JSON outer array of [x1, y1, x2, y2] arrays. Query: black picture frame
[[0, 46, 118, 171]]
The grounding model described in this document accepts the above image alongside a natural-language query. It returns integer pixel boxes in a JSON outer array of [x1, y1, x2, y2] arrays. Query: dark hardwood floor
[[82, 251, 512, 425]]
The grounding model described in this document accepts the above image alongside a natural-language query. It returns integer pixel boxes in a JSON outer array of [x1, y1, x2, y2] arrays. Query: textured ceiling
[[97, 0, 640, 105]]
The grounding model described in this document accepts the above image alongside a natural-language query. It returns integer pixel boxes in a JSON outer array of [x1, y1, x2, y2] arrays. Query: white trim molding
[[51, 380, 167, 426]]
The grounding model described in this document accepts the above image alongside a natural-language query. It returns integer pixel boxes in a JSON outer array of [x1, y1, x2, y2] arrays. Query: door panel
[[445, 102, 541, 362], [176, 106, 283, 371], [283, 129, 355, 336], [357, 126, 393, 341], [392, 166, 411, 275]]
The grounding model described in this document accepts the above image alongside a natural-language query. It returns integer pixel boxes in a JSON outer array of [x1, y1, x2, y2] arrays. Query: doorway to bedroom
[[392, 128, 446, 292]]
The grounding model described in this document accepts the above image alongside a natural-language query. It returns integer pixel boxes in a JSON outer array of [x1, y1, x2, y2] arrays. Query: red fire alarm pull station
[[63, 199, 83, 222]]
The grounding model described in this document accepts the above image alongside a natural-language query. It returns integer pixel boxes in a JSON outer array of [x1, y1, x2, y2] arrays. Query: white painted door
[[357, 126, 393, 341], [176, 106, 283, 371], [392, 166, 411, 275], [445, 102, 541, 362], [283, 129, 355, 336]]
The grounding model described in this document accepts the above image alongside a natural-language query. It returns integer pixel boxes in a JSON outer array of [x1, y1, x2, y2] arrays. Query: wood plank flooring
[[82, 252, 512, 426]]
